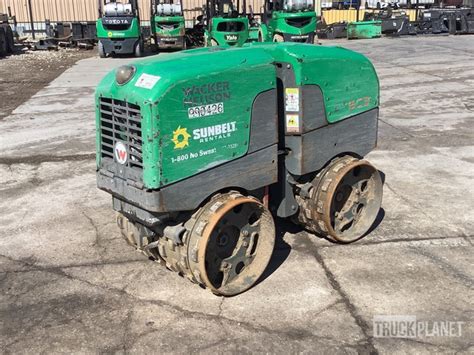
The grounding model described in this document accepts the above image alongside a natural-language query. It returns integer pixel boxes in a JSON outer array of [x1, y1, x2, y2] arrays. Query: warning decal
[[285, 88, 300, 112], [286, 114, 300, 133], [135, 73, 161, 90]]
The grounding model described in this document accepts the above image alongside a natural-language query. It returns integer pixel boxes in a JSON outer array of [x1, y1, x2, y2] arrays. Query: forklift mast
[[206, 0, 247, 20]]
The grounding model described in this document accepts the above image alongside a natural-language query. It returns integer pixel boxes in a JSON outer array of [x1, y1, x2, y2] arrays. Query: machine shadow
[[361, 169, 386, 237], [253, 169, 387, 289], [2, 44, 30, 57], [379, 170, 386, 185], [254, 217, 299, 287], [108, 49, 157, 58], [363, 207, 385, 238]]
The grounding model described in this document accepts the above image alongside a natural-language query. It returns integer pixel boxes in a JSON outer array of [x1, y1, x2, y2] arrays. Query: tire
[[6, 26, 14, 53], [134, 39, 143, 57], [273, 33, 284, 42], [98, 40, 106, 58], [313, 34, 320, 45], [0, 29, 7, 57]]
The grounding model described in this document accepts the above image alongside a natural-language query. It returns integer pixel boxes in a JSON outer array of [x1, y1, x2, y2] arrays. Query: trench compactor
[[95, 43, 383, 296], [96, 0, 143, 57], [151, 0, 186, 50], [259, 0, 317, 43]]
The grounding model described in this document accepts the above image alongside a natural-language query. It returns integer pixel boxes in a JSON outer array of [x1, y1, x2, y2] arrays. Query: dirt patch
[[0, 46, 95, 120]]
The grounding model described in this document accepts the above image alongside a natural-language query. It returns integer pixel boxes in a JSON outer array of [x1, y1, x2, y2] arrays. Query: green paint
[[261, 11, 317, 41], [96, 43, 378, 190], [96, 17, 141, 40], [347, 21, 382, 39], [262, 43, 379, 122], [248, 27, 260, 42], [206, 17, 250, 47], [151, 15, 185, 48]]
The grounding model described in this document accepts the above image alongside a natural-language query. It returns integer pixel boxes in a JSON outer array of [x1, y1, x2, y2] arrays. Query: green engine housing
[[95, 43, 379, 219]]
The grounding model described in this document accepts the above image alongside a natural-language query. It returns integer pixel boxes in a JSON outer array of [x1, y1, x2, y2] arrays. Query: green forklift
[[96, 0, 144, 57], [259, 0, 317, 43], [204, 0, 250, 46], [151, 0, 186, 50]]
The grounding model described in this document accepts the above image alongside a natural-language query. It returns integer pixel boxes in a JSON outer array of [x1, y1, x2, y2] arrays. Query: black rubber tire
[[0, 28, 6, 57], [98, 40, 106, 58], [5, 26, 14, 53], [134, 39, 143, 57]]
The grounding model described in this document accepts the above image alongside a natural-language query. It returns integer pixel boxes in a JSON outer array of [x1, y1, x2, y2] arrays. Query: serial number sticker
[[135, 74, 161, 90], [188, 102, 224, 119], [286, 114, 300, 133], [285, 88, 299, 112]]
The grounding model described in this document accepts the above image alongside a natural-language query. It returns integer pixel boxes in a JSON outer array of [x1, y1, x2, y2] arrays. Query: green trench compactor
[[95, 43, 383, 296]]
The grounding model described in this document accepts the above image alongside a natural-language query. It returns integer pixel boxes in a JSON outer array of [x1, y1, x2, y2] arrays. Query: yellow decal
[[172, 126, 191, 149], [286, 114, 300, 133]]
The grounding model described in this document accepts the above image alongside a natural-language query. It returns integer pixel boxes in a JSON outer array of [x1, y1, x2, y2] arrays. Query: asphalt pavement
[[0, 36, 473, 353]]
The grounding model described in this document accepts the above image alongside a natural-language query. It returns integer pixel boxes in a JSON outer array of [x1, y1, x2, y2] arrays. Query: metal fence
[[0, 0, 98, 23], [322, 8, 418, 23], [0, 0, 266, 24], [0, 0, 417, 27]]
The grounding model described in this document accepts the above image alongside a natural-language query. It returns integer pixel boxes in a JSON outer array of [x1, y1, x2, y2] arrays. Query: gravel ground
[[0, 47, 94, 120]]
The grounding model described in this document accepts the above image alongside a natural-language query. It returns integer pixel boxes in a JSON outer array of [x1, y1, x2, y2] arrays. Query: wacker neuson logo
[[182, 81, 230, 108], [373, 315, 464, 338]]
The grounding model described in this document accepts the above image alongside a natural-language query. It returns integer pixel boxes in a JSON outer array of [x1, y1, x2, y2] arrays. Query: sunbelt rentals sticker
[[172, 122, 237, 150]]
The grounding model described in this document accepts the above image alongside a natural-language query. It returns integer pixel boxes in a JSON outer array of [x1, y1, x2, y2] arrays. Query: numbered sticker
[[188, 102, 224, 119]]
